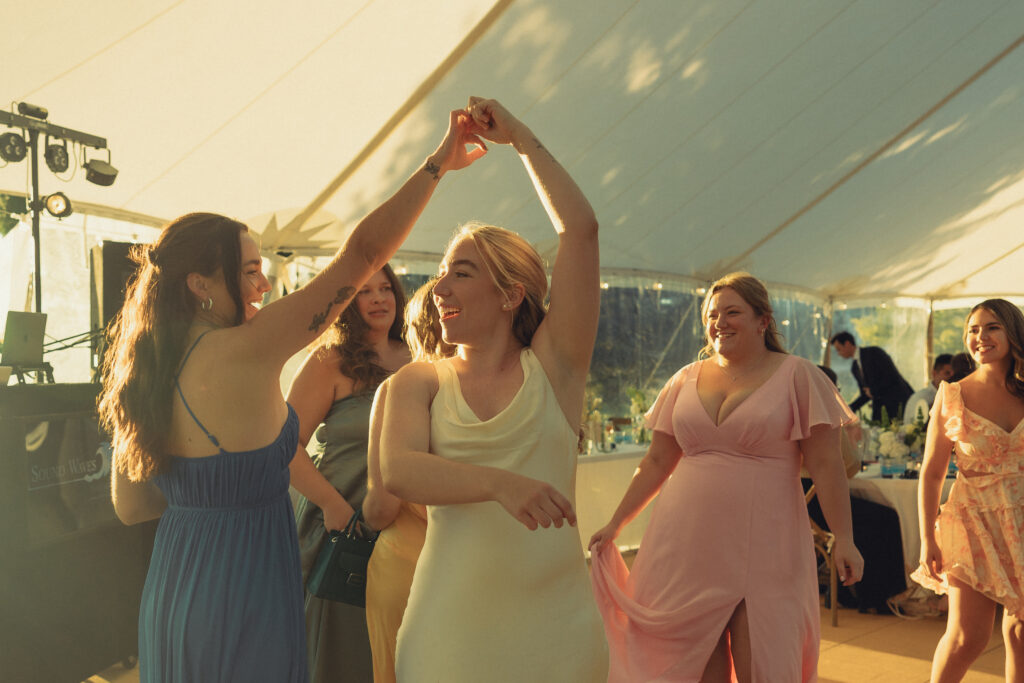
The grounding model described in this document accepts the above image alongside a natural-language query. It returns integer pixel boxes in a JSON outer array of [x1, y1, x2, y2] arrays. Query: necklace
[[717, 360, 753, 382]]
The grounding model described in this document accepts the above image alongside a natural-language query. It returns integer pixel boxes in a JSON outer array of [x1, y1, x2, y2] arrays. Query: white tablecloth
[[850, 466, 955, 573], [576, 445, 650, 554]]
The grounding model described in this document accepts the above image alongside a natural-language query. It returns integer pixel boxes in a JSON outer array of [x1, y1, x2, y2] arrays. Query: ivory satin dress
[[591, 355, 853, 682], [394, 349, 609, 682]]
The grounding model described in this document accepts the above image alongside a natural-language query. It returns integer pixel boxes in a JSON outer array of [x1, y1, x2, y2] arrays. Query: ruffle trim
[[939, 381, 965, 443], [912, 500, 1024, 618], [911, 563, 1024, 619]]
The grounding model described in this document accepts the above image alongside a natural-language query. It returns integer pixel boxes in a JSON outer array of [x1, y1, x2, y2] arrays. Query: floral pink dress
[[911, 381, 1024, 615], [591, 355, 853, 682]]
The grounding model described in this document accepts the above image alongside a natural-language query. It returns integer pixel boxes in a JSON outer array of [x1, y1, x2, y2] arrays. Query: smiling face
[[704, 287, 769, 358], [238, 232, 271, 321], [433, 238, 508, 346], [354, 269, 396, 334], [966, 307, 1010, 367]]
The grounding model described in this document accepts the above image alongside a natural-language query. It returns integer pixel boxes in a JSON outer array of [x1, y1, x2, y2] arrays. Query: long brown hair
[[699, 272, 787, 358], [448, 223, 548, 347], [98, 213, 248, 481], [319, 264, 406, 394], [965, 299, 1024, 399]]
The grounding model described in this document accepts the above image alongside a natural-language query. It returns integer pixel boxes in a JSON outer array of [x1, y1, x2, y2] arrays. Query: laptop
[[1, 311, 47, 366]]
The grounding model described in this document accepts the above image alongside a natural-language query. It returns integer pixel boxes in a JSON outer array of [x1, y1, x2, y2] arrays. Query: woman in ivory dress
[[380, 97, 608, 682], [589, 272, 863, 682], [913, 299, 1024, 682]]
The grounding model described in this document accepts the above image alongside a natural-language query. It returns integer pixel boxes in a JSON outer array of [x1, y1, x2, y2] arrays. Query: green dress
[[295, 393, 373, 683]]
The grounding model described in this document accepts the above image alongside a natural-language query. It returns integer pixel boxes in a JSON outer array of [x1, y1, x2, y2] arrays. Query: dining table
[[576, 444, 651, 554], [849, 463, 956, 574]]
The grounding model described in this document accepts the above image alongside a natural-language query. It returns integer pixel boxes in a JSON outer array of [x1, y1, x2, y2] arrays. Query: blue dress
[[137, 334, 308, 683]]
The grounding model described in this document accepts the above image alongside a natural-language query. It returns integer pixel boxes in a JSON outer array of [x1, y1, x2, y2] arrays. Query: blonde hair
[[447, 223, 547, 346], [405, 278, 456, 361], [699, 272, 787, 358]]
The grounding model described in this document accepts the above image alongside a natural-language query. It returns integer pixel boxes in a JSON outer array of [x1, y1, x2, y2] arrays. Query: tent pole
[[926, 299, 935, 382], [823, 296, 835, 367]]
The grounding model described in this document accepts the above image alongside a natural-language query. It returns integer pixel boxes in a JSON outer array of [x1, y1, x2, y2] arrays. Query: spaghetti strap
[[175, 330, 222, 451]]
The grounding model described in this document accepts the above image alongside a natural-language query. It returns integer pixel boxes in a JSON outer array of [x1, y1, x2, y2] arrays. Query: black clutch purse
[[306, 509, 377, 607]]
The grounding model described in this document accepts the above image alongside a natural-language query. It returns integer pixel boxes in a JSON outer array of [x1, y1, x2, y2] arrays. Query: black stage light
[[0, 131, 27, 162], [44, 192, 72, 219], [16, 102, 48, 120], [44, 136, 69, 173], [84, 156, 118, 186]]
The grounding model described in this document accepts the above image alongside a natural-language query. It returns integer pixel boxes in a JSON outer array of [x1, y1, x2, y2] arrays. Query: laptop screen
[[1, 311, 48, 366]]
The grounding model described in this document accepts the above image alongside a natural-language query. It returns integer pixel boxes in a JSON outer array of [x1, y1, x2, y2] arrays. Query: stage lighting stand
[[0, 107, 108, 313]]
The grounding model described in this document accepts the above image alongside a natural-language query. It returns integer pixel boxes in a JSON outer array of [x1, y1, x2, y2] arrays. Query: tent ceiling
[[3, 0, 1023, 300]]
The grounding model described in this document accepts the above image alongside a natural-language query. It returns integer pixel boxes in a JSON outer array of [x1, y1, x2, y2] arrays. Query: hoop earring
[[201, 297, 213, 312]]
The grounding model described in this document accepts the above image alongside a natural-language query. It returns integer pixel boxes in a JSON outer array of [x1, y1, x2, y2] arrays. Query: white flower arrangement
[[876, 418, 925, 460]]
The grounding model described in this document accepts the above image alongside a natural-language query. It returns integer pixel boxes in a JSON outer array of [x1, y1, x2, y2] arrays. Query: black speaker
[[89, 241, 137, 369]]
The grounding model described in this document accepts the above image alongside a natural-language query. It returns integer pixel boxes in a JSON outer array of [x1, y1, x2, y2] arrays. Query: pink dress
[[911, 381, 1024, 615], [591, 355, 853, 682]]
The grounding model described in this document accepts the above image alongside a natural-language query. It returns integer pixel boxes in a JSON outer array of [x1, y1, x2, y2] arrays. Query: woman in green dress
[[286, 264, 409, 682]]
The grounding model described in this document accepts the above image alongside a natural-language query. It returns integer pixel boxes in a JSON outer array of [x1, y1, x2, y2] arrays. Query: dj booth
[[0, 383, 156, 682]]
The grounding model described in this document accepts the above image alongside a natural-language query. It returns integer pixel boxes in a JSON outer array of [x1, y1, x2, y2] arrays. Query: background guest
[[831, 331, 914, 422], [285, 265, 409, 682], [949, 351, 976, 382], [905, 353, 954, 424]]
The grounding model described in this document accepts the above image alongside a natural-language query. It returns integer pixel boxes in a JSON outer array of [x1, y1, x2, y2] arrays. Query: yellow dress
[[365, 500, 427, 683], [394, 349, 609, 682]]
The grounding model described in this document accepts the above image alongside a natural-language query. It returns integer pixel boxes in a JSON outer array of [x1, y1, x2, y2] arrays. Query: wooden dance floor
[[85, 601, 1004, 683]]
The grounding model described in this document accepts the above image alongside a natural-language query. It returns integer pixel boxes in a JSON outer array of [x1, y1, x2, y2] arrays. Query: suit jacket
[[849, 346, 914, 422]]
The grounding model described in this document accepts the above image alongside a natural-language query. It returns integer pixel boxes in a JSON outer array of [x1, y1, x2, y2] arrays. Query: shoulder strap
[[174, 331, 222, 450]]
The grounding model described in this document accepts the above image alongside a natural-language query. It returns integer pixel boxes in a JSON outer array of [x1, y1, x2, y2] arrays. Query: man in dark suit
[[830, 331, 914, 422]]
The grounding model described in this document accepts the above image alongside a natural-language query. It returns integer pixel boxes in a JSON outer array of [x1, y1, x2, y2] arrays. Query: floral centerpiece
[[582, 386, 605, 454], [875, 411, 926, 475], [625, 386, 659, 445]]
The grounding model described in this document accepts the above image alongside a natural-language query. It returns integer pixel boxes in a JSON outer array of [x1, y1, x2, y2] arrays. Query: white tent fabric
[[3, 0, 1023, 299]]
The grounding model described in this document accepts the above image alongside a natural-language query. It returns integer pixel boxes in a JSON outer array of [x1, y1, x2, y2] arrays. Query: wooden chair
[[806, 483, 839, 627], [805, 426, 861, 628]]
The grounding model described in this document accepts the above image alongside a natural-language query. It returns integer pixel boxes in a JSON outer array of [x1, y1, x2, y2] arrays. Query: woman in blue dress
[[98, 109, 486, 683]]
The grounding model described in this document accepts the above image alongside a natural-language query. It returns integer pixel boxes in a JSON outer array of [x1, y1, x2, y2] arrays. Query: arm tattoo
[[532, 137, 558, 164], [308, 286, 356, 333], [424, 161, 441, 180]]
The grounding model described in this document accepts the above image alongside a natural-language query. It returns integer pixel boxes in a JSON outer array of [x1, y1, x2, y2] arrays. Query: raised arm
[[362, 380, 403, 531], [802, 424, 864, 586], [917, 413, 953, 581], [465, 97, 600, 380], [588, 429, 682, 551], [285, 347, 355, 531], [245, 110, 487, 366], [380, 363, 576, 530]]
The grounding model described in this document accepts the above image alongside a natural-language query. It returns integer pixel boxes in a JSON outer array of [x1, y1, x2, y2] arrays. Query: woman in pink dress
[[589, 272, 863, 682], [913, 298, 1024, 682]]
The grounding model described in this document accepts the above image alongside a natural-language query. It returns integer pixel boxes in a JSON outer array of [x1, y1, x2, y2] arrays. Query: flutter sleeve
[[788, 357, 857, 441], [644, 363, 695, 437], [930, 381, 963, 442]]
